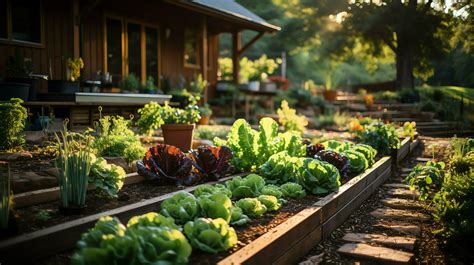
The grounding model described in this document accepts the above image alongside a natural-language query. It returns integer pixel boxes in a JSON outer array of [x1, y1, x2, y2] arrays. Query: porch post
[[201, 17, 208, 102], [71, 0, 80, 58], [232, 30, 241, 84]]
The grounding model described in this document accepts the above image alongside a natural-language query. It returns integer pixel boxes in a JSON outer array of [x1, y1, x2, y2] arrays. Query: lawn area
[[417, 85, 474, 104]]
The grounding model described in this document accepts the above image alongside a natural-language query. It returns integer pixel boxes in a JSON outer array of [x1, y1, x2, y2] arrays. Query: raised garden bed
[[395, 137, 411, 165]]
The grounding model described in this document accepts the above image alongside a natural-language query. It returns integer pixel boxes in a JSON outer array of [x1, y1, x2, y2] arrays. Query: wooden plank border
[[218, 157, 391, 265], [410, 138, 420, 153], [0, 173, 246, 263], [396, 137, 411, 165]]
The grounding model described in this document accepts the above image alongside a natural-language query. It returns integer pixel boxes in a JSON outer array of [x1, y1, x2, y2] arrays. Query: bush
[[277, 100, 308, 134], [0, 98, 27, 150], [398, 88, 420, 103]]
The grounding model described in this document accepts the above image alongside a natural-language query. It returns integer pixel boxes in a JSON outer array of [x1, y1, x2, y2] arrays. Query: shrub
[[0, 98, 27, 150], [277, 100, 308, 134], [89, 157, 126, 198]]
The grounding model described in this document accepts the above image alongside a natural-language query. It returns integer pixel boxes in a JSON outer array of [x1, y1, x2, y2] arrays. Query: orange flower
[[349, 119, 363, 132]]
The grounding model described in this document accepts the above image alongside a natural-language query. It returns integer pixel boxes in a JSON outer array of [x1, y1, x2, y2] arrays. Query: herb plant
[[89, 157, 126, 198], [0, 98, 28, 150]]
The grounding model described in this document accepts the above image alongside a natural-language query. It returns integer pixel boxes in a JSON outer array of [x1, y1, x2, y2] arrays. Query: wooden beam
[[237, 31, 264, 57], [71, 0, 80, 58], [201, 17, 208, 102], [232, 31, 241, 84]]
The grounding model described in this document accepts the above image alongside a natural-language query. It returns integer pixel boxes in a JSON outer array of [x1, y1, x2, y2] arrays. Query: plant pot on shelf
[[48, 80, 80, 94], [0, 82, 31, 101], [161, 124, 195, 152], [323, 90, 338, 101], [247, 81, 260, 91], [5, 77, 40, 101], [216, 81, 233, 91], [260, 81, 277, 92], [198, 115, 211, 125]]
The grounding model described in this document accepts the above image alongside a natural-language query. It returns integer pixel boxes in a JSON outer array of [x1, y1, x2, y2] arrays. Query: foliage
[[396, 122, 416, 140], [257, 195, 281, 212], [406, 160, 445, 201], [88, 114, 145, 163], [306, 143, 325, 158], [296, 158, 341, 195], [214, 118, 305, 172], [343, 149, 369, 174], [55, 131, 93, 208], [126, 212, 178, 231], [137, 101, 200, 136], [230, 206, 251, 226], [236, 55, 280, 82], [277, 100, 308, 134], [160, 192, 200, 225], [225, 174, 265, 199], [399, 88, 420, 103], [235, 198, 267, 218], [355, 120, 400, 155], [259, 151, 300, 184], [261, 184, 283, 198], [89, 157, 126, 199], [351, 144, 377, 166], [280, 183, 306, 199], [195, 125, 229, 140], [67, 57, 84, 82], [218, 57, 233, 81], [120, 74, 140, 91], [189, 74, 207, 95], [433, 170, 474, 239], [137, 144, 193, 185], [190, 145, 234, 181], [72, 215, 191, 265], [197, 193, 233, 223], [314, 150, 350, 177], [193, 184, 232, 199], [184, 218, 238, 254], [0, 162, 11, 229], [198, 103, 213, 116], [0, 98, 27, 150], [34, 210, 52, 222]]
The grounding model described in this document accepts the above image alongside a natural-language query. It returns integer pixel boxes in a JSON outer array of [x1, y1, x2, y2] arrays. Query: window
[[106, 18, 123, 80], [104, 16, 159, 85], [0, 0, 43, 45], [184, 28, 199, 66]]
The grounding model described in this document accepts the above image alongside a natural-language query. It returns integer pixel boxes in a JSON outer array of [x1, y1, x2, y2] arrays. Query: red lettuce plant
[[137, 144, 193, 185], [306, 143, 325, 158], [190, 146, 234, 181]]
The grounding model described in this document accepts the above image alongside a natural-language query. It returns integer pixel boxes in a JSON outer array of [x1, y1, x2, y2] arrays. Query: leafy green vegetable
[[261, 184, 283, 198], [351, 144, 377, 166], [198, 193, 233, 222], [343, 149, 369, 174], [230, 207, 251, 226], [193, 184, 232, 198], [184, 218, 238, 254], [322, 140, 353, 152], [235, 198, 267, 217], [259, 151, 300, 184], [406, 160, 445, 200], [225, 174, 266, 199], [280, 183, 307, 199], [355, 120, 400, 155], [257, 195, 281, 211], [296, 158, 341, 195], [75, 216, 126, 250], [160, 192, 200, 225], [89, 157, 126, 198], [126, 212, 178, 230]]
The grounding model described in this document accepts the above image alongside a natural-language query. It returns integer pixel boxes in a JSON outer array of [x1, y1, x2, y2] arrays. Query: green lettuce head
[[261, 184, 283, 198], [198, 193, 233, 223], [235, 198, 267, 217], [184, 218, 238, 254], [127, 212, 178, 230], [257, 195, 281, 211], [280, 182, 306, 199], [259, 151, 300, 184], [160, 192, 200, 225], [193, 183, 232, 198], [225, 173, 266, 199], [343, 149, 369, 174], [230, 206, 251, 226], [296, 158, 341, 195]]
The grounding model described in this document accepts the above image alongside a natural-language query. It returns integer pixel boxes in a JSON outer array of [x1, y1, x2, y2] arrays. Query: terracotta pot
[[323, 90, 338, 101], [198, 115, 210, 125], [161, 124, 195, 152]]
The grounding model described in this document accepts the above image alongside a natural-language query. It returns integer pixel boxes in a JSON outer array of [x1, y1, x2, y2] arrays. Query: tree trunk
[[396, 42, 415, 90]]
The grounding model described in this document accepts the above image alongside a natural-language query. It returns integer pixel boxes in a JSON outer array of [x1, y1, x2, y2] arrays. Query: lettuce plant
[[342, 149, 369, 174], [190, 145, 234, 181], [296, 158, 341, 195], [160, 192, 200, 225], [230, 206, 251, 226], [89, 157, 126, 198], [184, 218, 238, 254], [137, 144, 193, 185], [75, 216, 126, 250], [193, 183, 232, 198], [314, 150, 350, 177], [198, 193, 233, 222], [225, 174, 265, 199], [261, 184, 283, 198], [280, 182, 306, 199], [351, 144, 377, 166], [259, 151, 300, 184], [306, 143, 325, 158], [235, 198, 267, 217], [258, 195, 281, 211], [126, 212, 178, 231]]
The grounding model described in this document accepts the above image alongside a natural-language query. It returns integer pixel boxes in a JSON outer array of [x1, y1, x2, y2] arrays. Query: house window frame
[[184, 27, 200, 69], [103, 14, 160, 85], [0, 0, 45, 48]]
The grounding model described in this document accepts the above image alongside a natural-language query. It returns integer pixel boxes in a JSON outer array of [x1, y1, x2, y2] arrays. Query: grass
[[416, 85, 474, 104]]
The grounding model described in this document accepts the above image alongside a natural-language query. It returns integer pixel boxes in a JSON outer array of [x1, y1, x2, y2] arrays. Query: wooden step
[[415, 157, 431, 163], [342, 233, 416, 251], [400, 168, 413, 174], [384, 183, 410, 189], [374, 223, 421, 236], [371, 208, 430, 221], [381, 198, 423, 210], [386, 188, 419, 199], [338, 243, 413, 264]]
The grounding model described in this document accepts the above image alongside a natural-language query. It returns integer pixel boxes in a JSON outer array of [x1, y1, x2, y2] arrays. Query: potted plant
[[1, 54, 34, 101], [198, 104, 213, 125], [141, 76, 161, 94], [48, 57, 84, 94], [137, 102, 200, 152], [217, 58, 234, 91], [364, 94, 375, 110]]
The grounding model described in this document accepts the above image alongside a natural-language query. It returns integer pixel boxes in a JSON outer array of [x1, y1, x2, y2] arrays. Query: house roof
[[171, 0, 280, 32]]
